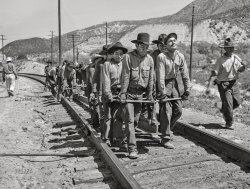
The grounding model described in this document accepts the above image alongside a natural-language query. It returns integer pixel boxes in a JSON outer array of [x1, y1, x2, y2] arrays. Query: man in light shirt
[[156, 33, 190, 149], [208, 38, 246, 128], [2, 57, 18, 96]]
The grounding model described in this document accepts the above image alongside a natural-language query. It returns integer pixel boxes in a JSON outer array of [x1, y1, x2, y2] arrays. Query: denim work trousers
[[124, 88, 144, 151], [217, 80, 241, 125], [5, 74, 16, 92], [160, 79, 182, 140], [103, 101, 125, 141]]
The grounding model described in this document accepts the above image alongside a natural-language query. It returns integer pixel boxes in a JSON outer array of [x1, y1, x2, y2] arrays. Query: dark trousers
[[57, 77, 63, 100], [217, 80, 241, 124], [65, 79, 74, 99], [159, 79, 182, 140], [103, 100, 124, 141], [124, 88, 144, 151]]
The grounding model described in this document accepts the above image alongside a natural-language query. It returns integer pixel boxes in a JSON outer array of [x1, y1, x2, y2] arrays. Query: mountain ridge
[[2, 0, 250, 59]]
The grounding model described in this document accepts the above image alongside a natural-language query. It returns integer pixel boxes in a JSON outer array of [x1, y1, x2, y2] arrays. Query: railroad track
[[19, 73, 250, 189]]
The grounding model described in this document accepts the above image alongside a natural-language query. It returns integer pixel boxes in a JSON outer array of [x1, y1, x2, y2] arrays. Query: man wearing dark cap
[[63, 61, 76, 101], [156, 33, 191, 149], [102, 42, 128, 146], [120, 33, 154, 159], [207, 38, 245, 128], [89, 45, 110, 129], [147, 34, 168, 129], [44, 60, 52, 91]]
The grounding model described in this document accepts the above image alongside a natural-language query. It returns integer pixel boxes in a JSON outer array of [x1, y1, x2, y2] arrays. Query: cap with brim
[[152, 34, 167, 45], [164, 33, 177, 44], [108, 42, 128, 54], [131, 33, 150, 45], [219, 38, 236, 48], [68, 62, 75, 68]]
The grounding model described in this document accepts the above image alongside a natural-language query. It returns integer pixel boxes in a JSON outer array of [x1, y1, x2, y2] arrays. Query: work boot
[[128, 149, 138, 159], [225, 122, 233, 129], [119, 141, 128, 152], [9, 91, 14, 96], [161, 138, 175, 149], [104, 139, 111, 147]]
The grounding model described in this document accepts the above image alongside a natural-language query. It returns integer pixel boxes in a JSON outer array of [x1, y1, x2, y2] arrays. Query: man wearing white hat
[[2, 57, 18, 96]]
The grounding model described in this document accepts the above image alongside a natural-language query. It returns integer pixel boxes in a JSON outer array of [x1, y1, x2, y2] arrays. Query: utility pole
[[105, 22, 108, 47], [49, 31, 54, 64], [189, 5, 195, 81], [0, 35, 6, 61], [76, 47, 79, 63], [58, 0, 62, 66], [68, 34, 80, 63]]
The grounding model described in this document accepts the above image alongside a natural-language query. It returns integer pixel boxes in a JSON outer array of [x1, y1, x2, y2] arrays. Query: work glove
[[119, 93, 126, 104], [205, 88, 211, 95], [181, 91, 190, 100], [157, 93, 168, 103], [89, 93, 96, 102], [105, 94, 113, 106], [146, 93, 154, 102]]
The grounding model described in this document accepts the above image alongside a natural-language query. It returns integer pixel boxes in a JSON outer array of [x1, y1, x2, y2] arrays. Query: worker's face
[[112, 49, 124, 63], [157, 44, 165, 53], [136, 43, 149, 57], [224, 47, 234, 55], [165, 37, 177, 52], [68, 66, 73, 71]]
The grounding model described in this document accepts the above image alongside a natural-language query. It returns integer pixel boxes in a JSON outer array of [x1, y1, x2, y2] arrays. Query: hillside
[[2, 0, 250, 59]]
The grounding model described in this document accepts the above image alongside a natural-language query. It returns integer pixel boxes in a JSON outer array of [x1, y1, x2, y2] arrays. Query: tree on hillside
[[17, 54, 28, 60]]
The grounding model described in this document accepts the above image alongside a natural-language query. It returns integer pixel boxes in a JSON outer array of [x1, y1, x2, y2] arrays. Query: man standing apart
[[2, 57, 18, 96], [156, 33, 190, 149], [207, 38, 245, 128], [120, 33, 154, 159]]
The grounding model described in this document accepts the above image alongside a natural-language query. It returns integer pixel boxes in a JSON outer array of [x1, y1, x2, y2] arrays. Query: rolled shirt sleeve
[[121, 54, 131, 93], [103, 61, 112, 96], [146, 56, 154, 95], [156, 54, 166, 95], [179, 54, 191, 92]]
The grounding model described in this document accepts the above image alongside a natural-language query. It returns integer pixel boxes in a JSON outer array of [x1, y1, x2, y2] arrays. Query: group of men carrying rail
[[3, 31, 242, 160]]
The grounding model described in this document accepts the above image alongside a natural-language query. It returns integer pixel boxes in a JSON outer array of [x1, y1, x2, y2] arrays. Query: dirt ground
[[0, 78, 85, 189], [0, 70, 250, 188]]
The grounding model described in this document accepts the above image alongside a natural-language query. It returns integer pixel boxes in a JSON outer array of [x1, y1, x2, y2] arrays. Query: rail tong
[[113, 97, 183, 103]]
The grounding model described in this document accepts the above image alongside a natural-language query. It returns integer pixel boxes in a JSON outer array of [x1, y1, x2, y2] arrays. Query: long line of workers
[[44, 32, 246, 159]]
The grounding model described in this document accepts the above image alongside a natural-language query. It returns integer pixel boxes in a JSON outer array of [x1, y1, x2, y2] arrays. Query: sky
[[0, 0, 194, 44]]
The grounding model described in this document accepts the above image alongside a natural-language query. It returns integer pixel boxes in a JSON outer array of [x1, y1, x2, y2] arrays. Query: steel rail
[[19, 73, 142, 189], [176, 121, 250, 165], [76, 94, 250, 166]]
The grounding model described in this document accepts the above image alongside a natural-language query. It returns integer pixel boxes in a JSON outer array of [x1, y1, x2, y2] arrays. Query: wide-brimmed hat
[[99, 44, 110, 55], [108, 42, 128, 54], [152, 34, 167, 45], [219, 38, 236, 48], [6, 57, 12, 62], [68, 61, 75, 68], [131, 33, 150, 45], [164, 33, 177, 44]]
